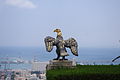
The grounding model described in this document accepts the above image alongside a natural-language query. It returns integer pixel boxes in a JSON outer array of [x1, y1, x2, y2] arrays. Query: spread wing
[[44, 36, 55, 52], [65, 38, 78, 56]]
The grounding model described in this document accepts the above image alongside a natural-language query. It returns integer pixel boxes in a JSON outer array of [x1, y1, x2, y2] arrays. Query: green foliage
[[46, 65, 120, 80]]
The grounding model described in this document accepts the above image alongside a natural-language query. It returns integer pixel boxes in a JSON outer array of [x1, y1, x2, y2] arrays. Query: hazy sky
[[0, 0, 120, 48]]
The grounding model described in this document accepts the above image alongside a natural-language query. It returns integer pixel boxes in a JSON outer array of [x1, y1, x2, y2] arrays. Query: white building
[[31, 61, 48, 71]]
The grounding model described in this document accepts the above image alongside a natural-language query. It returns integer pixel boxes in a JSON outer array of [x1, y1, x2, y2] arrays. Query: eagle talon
[[53, 58, 59, 60], [62, 58, 68, 60], [62, 56, 68, 60]]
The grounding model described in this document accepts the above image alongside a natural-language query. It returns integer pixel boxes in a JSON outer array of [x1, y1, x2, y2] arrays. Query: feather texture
[[44, 36, 55, 52], [65, 38, 78, 56]]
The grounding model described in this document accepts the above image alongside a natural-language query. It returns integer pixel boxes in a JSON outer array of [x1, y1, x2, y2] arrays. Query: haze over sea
[[0, 47, 120, 70]]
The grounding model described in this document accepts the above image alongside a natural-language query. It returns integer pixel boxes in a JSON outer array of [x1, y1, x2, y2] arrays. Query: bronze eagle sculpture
[[44, 29, 78, 60]]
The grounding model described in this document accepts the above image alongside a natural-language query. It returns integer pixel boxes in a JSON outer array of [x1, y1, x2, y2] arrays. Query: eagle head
[[53, 29, 62, 36]]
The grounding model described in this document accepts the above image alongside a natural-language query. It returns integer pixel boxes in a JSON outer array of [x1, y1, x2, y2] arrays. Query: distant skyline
[[0, 0, 120, 48]]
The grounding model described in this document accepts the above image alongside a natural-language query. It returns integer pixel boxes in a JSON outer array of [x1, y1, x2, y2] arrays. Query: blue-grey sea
[[0, 47, 120, 70]]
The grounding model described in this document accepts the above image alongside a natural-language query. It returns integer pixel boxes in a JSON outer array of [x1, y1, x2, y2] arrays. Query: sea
[[0, 47, 120, 70]]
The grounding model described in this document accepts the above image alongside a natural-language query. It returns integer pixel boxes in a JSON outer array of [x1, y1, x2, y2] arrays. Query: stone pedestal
[[46, 60, 76, 70]]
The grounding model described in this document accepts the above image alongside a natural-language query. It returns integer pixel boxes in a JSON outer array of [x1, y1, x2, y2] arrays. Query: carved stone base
[[46, 60, 76, 70]]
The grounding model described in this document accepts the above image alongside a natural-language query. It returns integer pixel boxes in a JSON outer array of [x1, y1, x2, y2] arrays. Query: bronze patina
[[44, 29, 78, 60]]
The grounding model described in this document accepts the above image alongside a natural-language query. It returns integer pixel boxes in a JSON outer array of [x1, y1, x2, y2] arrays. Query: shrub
[[46, 65, 120, 80]]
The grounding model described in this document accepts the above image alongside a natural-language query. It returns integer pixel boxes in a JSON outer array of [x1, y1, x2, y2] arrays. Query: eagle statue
[[44, 29, 78, 60]]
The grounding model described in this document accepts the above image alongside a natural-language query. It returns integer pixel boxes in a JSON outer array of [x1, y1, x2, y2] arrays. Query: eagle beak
[[53, 29, 56, 32]]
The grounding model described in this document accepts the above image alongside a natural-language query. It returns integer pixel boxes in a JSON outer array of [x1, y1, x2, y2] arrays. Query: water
[[0, 47, 120, 69]]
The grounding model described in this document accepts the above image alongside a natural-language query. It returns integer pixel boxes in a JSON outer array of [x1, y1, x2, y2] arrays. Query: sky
[[0, 0, 120, 48]]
